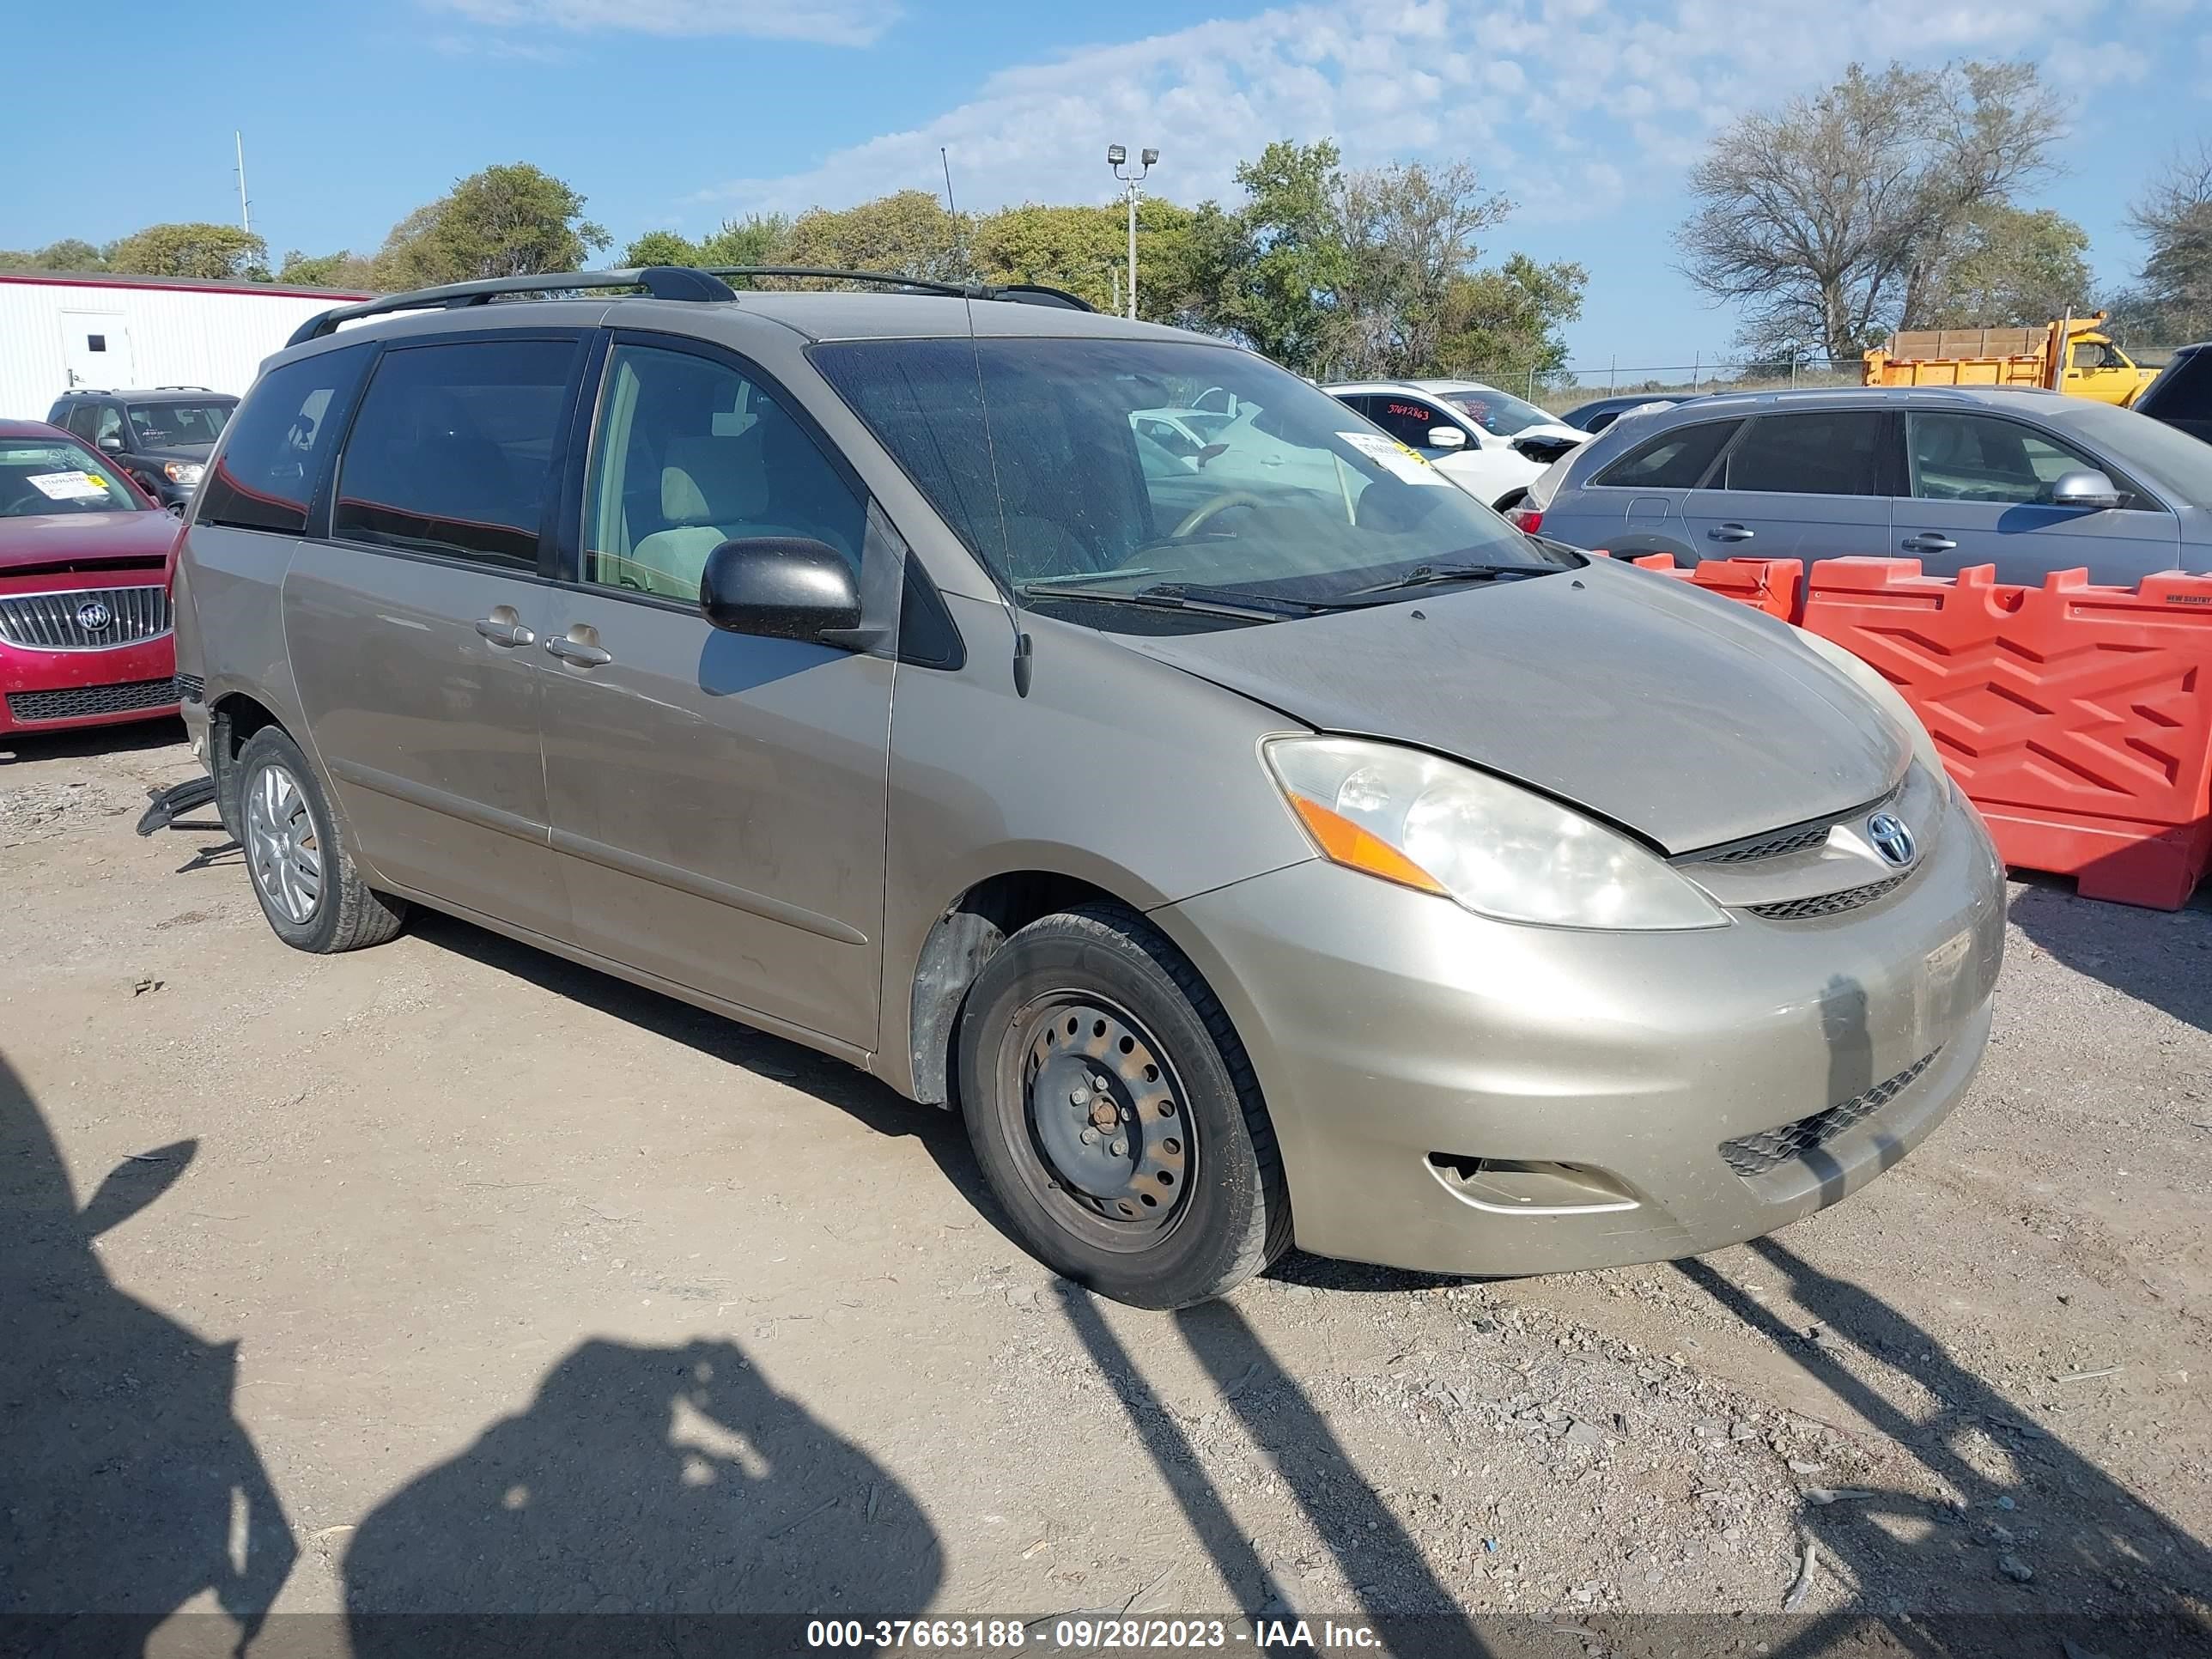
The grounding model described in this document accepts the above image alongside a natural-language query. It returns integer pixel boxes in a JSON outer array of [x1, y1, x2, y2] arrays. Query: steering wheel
[[1171, 491, 1269, 541], [3, 489, 56, 516]]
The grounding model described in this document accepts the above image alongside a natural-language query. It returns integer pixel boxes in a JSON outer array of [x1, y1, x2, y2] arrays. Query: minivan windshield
[[813, 337, 1565, 618]]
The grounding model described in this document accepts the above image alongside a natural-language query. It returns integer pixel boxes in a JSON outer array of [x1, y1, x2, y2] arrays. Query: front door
[[59, 312, 133, 390], [1680, 407, 1893, 564], [538, 337, 893, 1049], [1895, 409, 2179, 584], [283, 333, 586, 939]]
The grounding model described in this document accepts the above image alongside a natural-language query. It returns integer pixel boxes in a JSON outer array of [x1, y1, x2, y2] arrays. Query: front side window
[[581, 343, 866, 601], [1592, 419, 1742, 489], [1907, 412, 2109, 504], [0, 438, 144, 517], [127, 402, 234, 447], [333, 338, 580, 568], [813, 337, 1564, 616], [1719, 410, 1887, 496], [198, 345, 372, 535], [92, 404, 126, 448]]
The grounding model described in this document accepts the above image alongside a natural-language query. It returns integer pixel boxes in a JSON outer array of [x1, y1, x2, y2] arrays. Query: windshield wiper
[[1340, 562, 1547, 599], [1018, 580, 1332, 621]]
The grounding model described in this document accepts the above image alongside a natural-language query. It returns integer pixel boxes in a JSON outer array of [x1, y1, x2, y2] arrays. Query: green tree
[[0, 238, 106, 272], [969, 198, 1196, 314], [623, 229, 699, 267], [1435, 254, 1588, 383], [1203, 139, 1354, 373], [104, 222, 270, 281], [372, 163, 610, 289], [1912, 204, 2093, 327], [781, 191, 969, 283], [277, 249, 380, 289], [1322, 160, 1513, 376], [696, 213, 791, 270]]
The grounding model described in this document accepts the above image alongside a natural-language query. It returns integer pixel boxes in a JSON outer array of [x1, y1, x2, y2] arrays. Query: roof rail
[[284, 265, 740, 347], [285, 262, 1097, 347], [701, 267, 1092, 310], [153, 385, 213, 392]]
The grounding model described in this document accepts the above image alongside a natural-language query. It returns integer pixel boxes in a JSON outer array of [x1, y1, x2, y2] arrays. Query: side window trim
[[320, 328, 592, 574]]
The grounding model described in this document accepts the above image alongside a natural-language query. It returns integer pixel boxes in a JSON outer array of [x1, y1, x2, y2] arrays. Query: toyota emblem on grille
[[1868, 811, 1916, 866], [76, 599, 113, 633]]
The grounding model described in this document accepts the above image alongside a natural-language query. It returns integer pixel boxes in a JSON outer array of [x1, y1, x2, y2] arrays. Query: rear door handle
[[1902, 533, 1957, 554], [1708, 523, 1755, 543], [544, 635, 612, 668], [474, 614, 534, 647]]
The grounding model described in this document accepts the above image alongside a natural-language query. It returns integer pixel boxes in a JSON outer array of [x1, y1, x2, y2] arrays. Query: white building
[[0, 271, 368, 422]]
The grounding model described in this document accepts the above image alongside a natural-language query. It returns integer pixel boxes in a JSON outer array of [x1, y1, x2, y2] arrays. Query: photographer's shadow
[[343, 1336, 942, 1650]]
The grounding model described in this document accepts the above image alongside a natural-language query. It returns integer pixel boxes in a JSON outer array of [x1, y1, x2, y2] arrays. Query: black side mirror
[[700, 537, 863, 643]]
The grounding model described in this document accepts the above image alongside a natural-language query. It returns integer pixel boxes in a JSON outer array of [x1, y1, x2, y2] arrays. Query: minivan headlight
[[1264, 736, 1728, 930]]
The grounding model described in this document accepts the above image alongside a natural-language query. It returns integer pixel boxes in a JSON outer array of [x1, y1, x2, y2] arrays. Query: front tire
[[234, 726, 407, 954], [956, 903, 1290, 1309]]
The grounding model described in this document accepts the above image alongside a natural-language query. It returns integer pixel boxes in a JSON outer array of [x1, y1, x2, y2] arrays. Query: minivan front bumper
[[1148, 795, 2005, 1279]]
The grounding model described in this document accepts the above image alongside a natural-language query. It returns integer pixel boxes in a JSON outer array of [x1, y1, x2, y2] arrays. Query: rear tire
[[956, 902, 1290, 1310], [234, 726, 407, 954]]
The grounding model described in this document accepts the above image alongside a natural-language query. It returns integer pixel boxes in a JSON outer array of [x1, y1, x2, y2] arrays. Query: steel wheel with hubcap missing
[[956, 903, 1289, 1309], [998, 994, 1195, 1252], [244, 760, 323, 925]]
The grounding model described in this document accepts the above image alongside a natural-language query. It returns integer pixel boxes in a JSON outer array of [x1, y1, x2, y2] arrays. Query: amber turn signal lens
[[1287, 793, 1449, 896]]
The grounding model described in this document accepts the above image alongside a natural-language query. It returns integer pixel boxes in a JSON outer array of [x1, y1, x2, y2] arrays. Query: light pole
[[1107, 144, 1157, 320]]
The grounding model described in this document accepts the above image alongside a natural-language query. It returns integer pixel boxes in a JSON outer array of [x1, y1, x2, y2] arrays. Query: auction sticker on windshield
[[26, 471, 112, 501], [1337, 430, 1449, 485]]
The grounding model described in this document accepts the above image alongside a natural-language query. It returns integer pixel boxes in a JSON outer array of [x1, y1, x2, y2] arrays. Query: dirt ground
[[3, 720, 2209, 1656]]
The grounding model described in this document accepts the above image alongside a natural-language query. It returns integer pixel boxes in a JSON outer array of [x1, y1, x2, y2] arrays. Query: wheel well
[[207, 693, 284, 836], [907, 871, 1127, 1108]]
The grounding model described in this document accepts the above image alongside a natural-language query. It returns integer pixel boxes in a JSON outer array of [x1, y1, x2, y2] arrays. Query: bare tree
[[1675, 61, 2065, 362], [1324, 161, 1512, 378], [2125, 140, 2212, 342]]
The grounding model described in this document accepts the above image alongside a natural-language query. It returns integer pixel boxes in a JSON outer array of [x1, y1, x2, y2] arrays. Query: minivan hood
[[1121, 559, 1905, 854]]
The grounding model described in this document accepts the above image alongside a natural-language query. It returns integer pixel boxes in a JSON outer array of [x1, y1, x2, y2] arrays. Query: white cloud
[[692, 0, 2122, 227], [423, 0, 897, 47]]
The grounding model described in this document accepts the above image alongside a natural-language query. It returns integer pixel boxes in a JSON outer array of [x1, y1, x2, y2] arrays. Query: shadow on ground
[[2008, 873, 2212, 1035], [0, 714, 186, 766], [0, 1053, 295, 1656]]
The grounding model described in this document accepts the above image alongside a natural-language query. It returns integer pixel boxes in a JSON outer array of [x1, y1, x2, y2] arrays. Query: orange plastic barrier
[[1803, 559, 2212, 910], [1591, 552, 1805, 623]]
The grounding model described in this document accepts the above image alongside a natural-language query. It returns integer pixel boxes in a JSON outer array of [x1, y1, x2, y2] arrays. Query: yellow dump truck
[[1863, 313, 2156, 406]]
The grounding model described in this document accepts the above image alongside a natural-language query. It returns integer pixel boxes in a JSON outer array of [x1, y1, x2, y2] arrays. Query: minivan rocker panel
[[1127, 556, 1904, 854]]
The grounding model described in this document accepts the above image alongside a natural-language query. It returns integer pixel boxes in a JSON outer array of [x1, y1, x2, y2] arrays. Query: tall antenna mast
[[939, 146, 969, 276], [234, 131, 252, 237]]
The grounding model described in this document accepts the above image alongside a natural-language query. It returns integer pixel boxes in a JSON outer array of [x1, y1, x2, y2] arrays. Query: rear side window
[[333, 337, 580, 568], [198, 345, 371, 535], [1593, 419, 1741, 489], [1720, 410, 1887, 496], [2139, 349, 2212, 422]]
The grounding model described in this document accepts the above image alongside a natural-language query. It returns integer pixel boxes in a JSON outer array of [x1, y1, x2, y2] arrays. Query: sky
[[3, 0, 2204, 370]]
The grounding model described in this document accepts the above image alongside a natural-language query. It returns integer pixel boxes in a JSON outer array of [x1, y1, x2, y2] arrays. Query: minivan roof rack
[[286, 264, 1093, 347]]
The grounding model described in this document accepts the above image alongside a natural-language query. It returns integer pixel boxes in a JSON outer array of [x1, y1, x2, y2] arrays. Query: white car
[[1324, 379, 1587, 508]]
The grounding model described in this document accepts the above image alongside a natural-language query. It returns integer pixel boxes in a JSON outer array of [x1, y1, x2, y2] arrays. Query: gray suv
[[173, 267, 2004, 1308], [1526, 386, 2212, 586]]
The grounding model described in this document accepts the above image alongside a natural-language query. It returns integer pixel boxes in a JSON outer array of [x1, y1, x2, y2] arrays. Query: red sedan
[[0, 419, 182, 738]]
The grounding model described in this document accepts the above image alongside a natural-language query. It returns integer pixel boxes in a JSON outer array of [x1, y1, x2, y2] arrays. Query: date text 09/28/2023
[[804, 1617, 1385, 1650]]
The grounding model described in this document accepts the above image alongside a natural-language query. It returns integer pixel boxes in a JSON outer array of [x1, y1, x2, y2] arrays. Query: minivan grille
[[1698, 823, 1833, 864], [1747, 877, 1906, 921], [0, 586, 171, 651], [1719, 1049, 1942, 1177]]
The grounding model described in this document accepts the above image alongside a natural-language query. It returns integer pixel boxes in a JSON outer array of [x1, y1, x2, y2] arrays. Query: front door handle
[[1708, 523, 1755, 543], [544, 634, 612, 668], [474, 612, 534, 647], [1902, 533, 1958, 554]]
